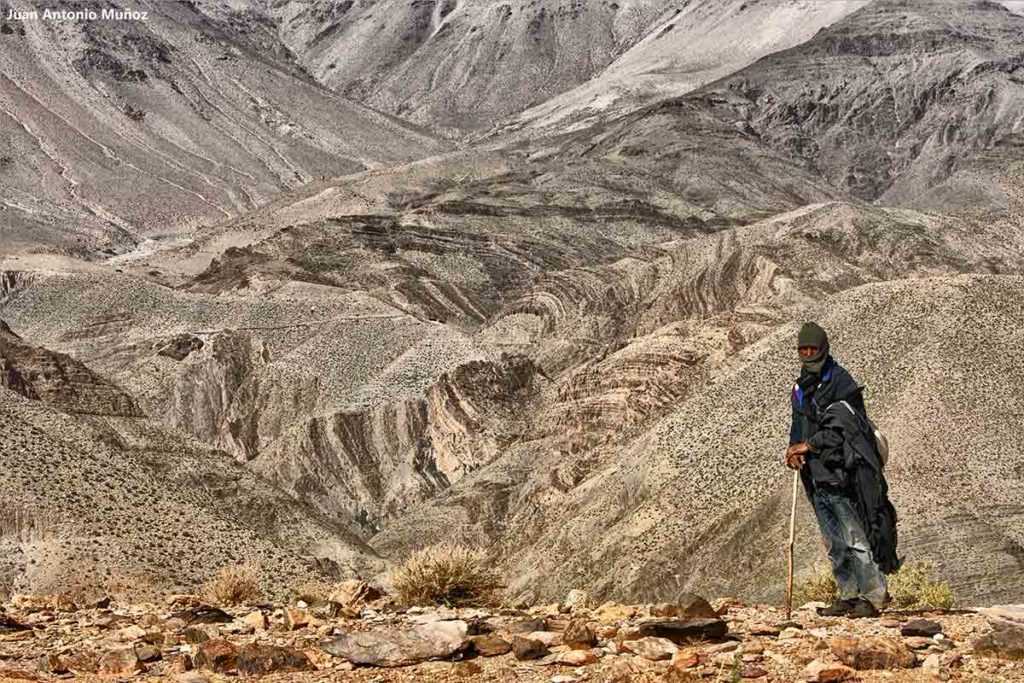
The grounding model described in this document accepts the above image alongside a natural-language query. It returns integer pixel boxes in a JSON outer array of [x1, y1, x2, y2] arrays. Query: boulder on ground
[[829, 636, 915, 669], [236, 644, 314, 676], [623, 636, 678, 661], [97, 645, 144, 675], [637, 618, 728, 644], [563, 618, 597, 648], [193, 638, 241, 673], [283, 607, 313, 630], [973, 606, 1024, 661], [470, 634, 511, 656], [525, 630, 560, 647], [511, 637, 549, 661], [134, 644, 162, 663], [322, 620, 469, 667], [651, 594, 719, 620], [508, 617, 547, 633], [800, 659, 855, 682], [11, 595, 76, 613], [901, 618, 943, 637], [671, 648, 700, 669]]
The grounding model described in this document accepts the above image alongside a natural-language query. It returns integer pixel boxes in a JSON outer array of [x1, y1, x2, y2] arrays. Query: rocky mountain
[[501, 0, 873, 136], [1, 0, 1023, 610], [0, 318, 383, 599], [692, 0, 1024, 204], [245, 0, 677, 135], [190, 0, 879, 138], [0, 0, 443, 256]]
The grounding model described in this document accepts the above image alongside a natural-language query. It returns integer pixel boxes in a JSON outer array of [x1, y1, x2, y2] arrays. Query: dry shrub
[[797, 560, 955, 609], [797, 562, 837, 605], [203, 564, 262, 606], [289, 575, 332, 604], [888, 560, 955, 609], [389, 544, 503, 608]]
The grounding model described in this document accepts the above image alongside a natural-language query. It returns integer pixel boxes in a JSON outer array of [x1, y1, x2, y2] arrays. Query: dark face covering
[[797, 322, 830, 375], [801, 351, 827, 375]]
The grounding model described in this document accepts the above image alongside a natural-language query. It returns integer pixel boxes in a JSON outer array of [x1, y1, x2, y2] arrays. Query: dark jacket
[[789, 356, 901, 574], [789, 356, 865, 490]]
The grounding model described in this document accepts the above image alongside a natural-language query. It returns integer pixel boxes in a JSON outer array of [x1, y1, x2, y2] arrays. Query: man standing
[[785, 322, 896, 618]]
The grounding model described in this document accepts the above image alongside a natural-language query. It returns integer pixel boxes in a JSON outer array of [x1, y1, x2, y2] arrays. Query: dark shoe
[[848, 598, 880, 619], [818, 598, 857, 617]]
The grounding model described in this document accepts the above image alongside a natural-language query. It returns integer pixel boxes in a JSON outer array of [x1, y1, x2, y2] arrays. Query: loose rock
[[800, 659, 855, 682], [135, 644, 162, 663], [563, 617, 597, 648], [623, 636, 678, 661], [97, 645, 144, 675], [327, 580, 381, 608], [511, 637, 549, 661], [322, 620, 469, 667], [283, 607, 313, 630], [670, 649, 700, 669], [637, 618, 728, 644], [235, 644, 314, 676], [901, 618, 943, 637], [974, 605, 1024, 661], [829, 635, 916, 670], [193, 638, 241, 673], [471, 634, 511, 656]]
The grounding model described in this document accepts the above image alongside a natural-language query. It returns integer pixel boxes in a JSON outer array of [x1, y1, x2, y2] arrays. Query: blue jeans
[[812, 488, 888, 608]]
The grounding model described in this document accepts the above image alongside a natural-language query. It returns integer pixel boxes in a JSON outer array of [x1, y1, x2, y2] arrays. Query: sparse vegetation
[[888, 560, 956, 609], [203, 564, 262, 606], [798, 560, 955, 609], [389, 544, 503, 608], [796, 562, 837, 604]]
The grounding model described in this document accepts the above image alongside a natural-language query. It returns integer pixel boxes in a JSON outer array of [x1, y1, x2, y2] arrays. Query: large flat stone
[[637, 618, 728, 644], [322, 620, 469, 667]]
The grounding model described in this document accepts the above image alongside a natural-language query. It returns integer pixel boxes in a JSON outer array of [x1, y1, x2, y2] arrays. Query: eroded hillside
[[1, 0, 1023, 609], [0, 0, 444, 256]]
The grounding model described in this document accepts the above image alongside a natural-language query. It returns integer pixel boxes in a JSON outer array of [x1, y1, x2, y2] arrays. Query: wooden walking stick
[[786, 469, 799, 620]]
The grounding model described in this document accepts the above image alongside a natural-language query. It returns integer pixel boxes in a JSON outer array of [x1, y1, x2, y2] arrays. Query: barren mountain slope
[[0, 323, 383, 599], [152, 91, 841, 278], [7, 102, 1024, 604], [246, 0, 676, 135], [370, 204, 1024, 606], [501, 0, 871, 136], [0, 103, 846, 535], [690, 0, 1024, 204], [0, 0, 443, 257]]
